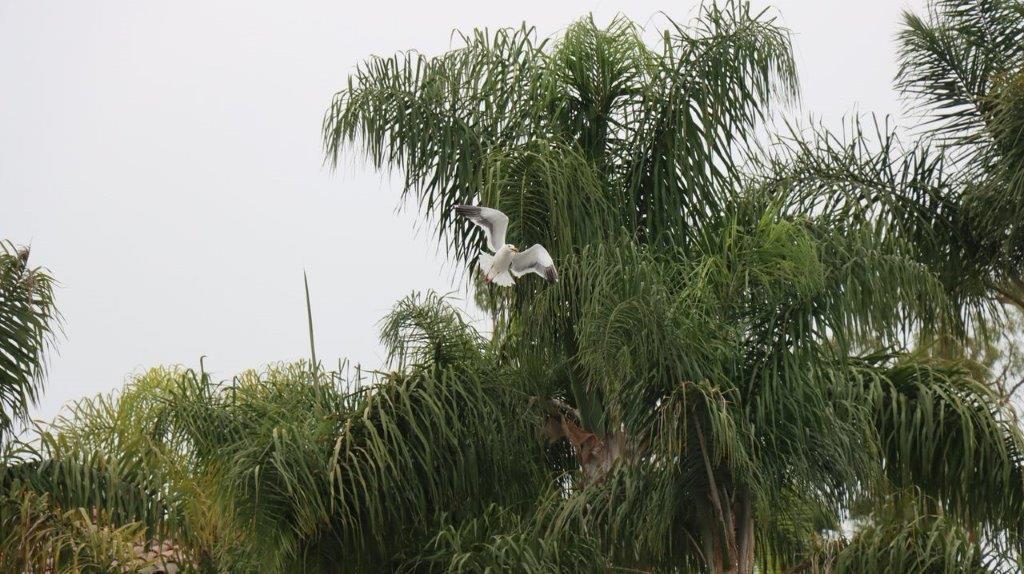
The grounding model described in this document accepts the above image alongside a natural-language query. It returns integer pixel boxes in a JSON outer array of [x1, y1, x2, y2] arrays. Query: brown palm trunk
[[703, 499, 755, 574], [736, 489, 755, 574]]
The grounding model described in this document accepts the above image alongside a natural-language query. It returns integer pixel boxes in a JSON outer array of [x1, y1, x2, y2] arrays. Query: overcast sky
[[2, 0, 925, 423]]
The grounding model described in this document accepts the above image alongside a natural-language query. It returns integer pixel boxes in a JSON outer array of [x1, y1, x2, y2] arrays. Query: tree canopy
[[3, 1, 1024, 572]]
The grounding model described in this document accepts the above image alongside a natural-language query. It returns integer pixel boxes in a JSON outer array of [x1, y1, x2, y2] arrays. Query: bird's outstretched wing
[[454, 205, 508, 253], [510, 244, 558, 282]]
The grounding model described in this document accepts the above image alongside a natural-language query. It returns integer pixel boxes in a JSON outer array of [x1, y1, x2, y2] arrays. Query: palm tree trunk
[[703, 501, 755, 574], [736, 489, 755, 574], [695, 419, 756, 574]]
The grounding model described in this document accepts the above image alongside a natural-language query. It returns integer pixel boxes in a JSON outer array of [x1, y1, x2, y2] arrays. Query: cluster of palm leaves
[[0, 241, 58, 446], [4, 0, 1024, 572], [1, 292, 586, 572]]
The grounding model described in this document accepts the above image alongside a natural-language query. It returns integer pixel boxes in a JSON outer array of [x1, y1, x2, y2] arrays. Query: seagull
[[454, 205, 558, 286]]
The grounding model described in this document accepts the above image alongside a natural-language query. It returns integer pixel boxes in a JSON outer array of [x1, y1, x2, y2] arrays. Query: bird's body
[[454, 205, 559, 286], [480, 244, 519, 286]]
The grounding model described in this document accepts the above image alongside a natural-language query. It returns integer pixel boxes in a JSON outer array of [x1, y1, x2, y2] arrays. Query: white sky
[[2, 0, 925, 423]]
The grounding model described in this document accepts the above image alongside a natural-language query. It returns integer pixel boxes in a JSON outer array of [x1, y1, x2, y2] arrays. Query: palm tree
[[897, 0, 1024, 310], [3, 293, 563, 572], [764, 0, 1024, 318], [324, 1, 1024, 571], [0, 241, 58, 445], [4, 2, 1023, 572], [745, 0, 1024, 567]]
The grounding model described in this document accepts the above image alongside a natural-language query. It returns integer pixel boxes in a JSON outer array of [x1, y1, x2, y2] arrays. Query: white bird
[[454, 205, 559, 286]]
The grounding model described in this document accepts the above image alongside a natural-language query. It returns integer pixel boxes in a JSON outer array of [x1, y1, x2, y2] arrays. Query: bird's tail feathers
[[491, 271, 515, 286]]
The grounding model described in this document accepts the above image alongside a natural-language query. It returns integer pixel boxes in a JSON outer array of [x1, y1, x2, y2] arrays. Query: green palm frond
[[398, 503, 607, 573], [4, 353, 550, 571], [15, 292, 545, 572], [0, 241, 59, 443], [897, 0, 1024, 167], [895, 0, 1024, 311], [380, 291, 485, 369], [832, 502, 1015, 574], [0, 368, 191, 559], [0, 443, 173, 544], [857, 357, 1024, 538], [754, 119, 996, 325], [0, 489, 154, 574], [325, 2, 798, 262]]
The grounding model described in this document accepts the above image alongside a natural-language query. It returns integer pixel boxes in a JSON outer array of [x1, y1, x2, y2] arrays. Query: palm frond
[[857, 356, 1024, 539], [833, 502, 1015, 574], [897, 0, 1024, 167], [0, 241, 59, 443]]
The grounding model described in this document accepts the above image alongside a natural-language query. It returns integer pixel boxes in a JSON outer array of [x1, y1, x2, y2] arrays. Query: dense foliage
[[0, 241, 58, 445], [3, 1, 1024, 572]]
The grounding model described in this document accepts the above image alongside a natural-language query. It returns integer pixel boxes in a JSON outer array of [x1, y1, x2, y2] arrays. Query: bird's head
[[507, 244, 519, 253]]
